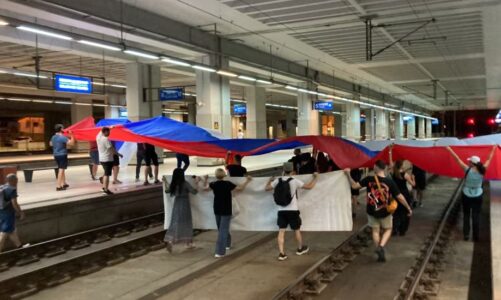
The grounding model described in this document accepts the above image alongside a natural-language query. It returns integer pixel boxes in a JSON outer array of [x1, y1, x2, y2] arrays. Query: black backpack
[[273, 178, 295, 206]]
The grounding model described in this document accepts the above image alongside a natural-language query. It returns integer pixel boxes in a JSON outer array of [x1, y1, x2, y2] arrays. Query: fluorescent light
[[0, 20, 9, 26], [110, 105, 125, 108], [17, 25, 73, 40], [256, 79, 272, 84], [285, 85, 298, 91], [78, 40, 121, 51], [162, 57, 191, 67], [54, 101, 72, 105], [231, 99, 247, 103], [75, 102, 92, 106], [14, 72, 48, 79], [123, 49, 159, 60], [297, 88, 308, 93], [217, 70, 238, 77], [0, 70, 7, 74], [307, 90, 318, 95], [192, 65, 216, 72], [110, 84, 126, 88], [92, 82, 105, 86], [8, 98, 31, 102], [238, 75, 256, 81], [32, 99, 53, 103], [93, 103, 108, 107]]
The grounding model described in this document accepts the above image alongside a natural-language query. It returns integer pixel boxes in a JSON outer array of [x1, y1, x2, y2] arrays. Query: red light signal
[[466, 118, 475, 125], [467, 133, 474, 138], [488, 118, 496, 125]]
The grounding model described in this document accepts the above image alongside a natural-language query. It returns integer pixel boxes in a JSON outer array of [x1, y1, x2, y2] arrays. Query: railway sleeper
[[15, 254, 39, 266], [318, 263, 338, 282], [70, 239, 91, 250], [8, 283, 38, 300], [330, 259, 349, 271], [43, 272, 72, 288], [304, 272, 327, 295], [113, 228, 131, 238], [94, 233, 112, 244], [286, 285, 309, 300], [44, 246, 67, 258]]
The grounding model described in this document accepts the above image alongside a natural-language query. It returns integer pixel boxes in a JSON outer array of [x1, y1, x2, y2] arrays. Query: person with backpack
[[265, 162, 318, 261], [203, 168, 251, 258], [0, 174, 27, 252], [344, 160, 412, 262], [446, 146, 496, 242]]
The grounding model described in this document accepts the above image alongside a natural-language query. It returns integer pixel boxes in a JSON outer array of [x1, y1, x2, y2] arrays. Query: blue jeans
[[215, 215, 232, 255]]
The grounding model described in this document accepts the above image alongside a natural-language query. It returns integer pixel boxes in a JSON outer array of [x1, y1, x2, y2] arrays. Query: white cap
[[467, 156, 481, 164]]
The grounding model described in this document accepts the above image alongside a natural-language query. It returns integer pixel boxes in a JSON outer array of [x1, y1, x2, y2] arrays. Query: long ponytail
[[475, 162, 486, 175]]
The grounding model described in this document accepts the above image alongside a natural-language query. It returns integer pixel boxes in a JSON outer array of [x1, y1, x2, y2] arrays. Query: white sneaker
[[214, 254, 225, 258], [226, 247, 231, 251]]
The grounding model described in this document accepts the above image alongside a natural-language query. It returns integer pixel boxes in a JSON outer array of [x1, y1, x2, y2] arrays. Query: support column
[[334, 114, 344, 137], [345, 102, 361, 141], [375, 109, 388, 140], [195, 56, 231, 138], [407, 117, 416, 139], [364, 109, 375, 140], [187, 103, 196, 125], [417, 117, 426, 139], [245, 86, 267, 138], [394, 112, 404, 140], [105, 93, 123, 118], [426, 119, 432, 138], [297, 83, 319, 136], [71, 98, 92, 152], [126, 62, 162, 121], [286, 110, 296, 137]]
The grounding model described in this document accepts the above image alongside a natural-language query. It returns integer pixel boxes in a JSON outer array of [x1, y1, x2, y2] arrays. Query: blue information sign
[[314, 101, 334, 111], [54, 74, 92, 94], [159, 88, 184, 101], [233, 104, 247, 115], [431, 118, 439, 125]]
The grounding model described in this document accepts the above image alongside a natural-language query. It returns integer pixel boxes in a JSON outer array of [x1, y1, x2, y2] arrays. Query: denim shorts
[[0, 210, 15, 233], [90, 150, 99, 165], [54, 155, 68, 169]]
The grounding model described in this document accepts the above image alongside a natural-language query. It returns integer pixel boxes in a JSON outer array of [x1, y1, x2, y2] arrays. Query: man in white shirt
[[237, 129, 244, 139], [265, 162, 318, 261], [97, 127, 122, 195]]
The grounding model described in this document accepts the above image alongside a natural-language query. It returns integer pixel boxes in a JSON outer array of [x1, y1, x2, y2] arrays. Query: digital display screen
[[159, 87, 184, 101], [118, 107, 128, 118], [314, 101, 333, 111], [233, 104, 246, 115], [54, 74, 92, 94], [431, 118, 439, 125]]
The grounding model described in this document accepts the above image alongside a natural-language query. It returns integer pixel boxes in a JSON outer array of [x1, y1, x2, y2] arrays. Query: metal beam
[[19, 0, 431, 113]]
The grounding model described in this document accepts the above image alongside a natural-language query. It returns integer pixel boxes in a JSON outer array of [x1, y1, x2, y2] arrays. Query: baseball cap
[[467, 156, 481, 164], [283, 162, 294, 173]]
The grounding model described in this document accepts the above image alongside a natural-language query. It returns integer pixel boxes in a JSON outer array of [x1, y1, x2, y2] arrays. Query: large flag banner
[[162, 172, 353, 232]]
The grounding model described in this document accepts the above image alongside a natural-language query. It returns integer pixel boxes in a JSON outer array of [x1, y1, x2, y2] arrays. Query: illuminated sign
[[314, 101, 334, 111], [233, 104, 246, 115], [431, 119, 439, 125], [54, 74, 92, 94], [159, 87, 184, 101], [118, 107, 128, 118]]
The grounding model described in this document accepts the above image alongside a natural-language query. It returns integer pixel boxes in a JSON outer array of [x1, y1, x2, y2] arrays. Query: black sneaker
[[296, 245, 309, 255], [375, 246, 386, 262], [464, 235, 469, 241], [278, 253, 288, 261], [99, 177, 103, 184], [103, 188, 114, 195]]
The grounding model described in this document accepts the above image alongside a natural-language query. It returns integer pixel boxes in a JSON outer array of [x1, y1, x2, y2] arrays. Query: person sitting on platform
[[97, 127, 122, 195], [144, 143, 160, 185], [50, 124, 75, 191], [176, 153, 190, 172], [163, 168, 200, 253], [265, 162, 318, 261], [0, 174, 28, 252], [203, 169, 251, 258], [344, 160, 412, 262], [225, 151, 247, 177]]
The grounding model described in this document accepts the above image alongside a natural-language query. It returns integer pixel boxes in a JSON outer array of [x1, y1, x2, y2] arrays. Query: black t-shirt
[[209, 180, 237, 215], [360, 176, 401, 217], [145, 143, 156, 156], [226, 164, 247, 177], [288, 155, 301, 172]]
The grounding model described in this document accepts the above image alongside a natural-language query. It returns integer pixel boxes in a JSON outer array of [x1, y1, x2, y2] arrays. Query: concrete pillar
[[297, 84, 319, 136], [286, 110, 296, 137], [245, 86, 267, 138], [187, 103, 196, 125], [105, 94, 123, 118], [426, 119, 432, 138], [364, 109, 375, 140], [71, 98, 92, 152], [334, 114, 346, 137], [394, 112, 404, 139], [126, 62, 162, 121], [417, 117, 425, 139], [195, 56, 231, 137], [345, 102, 361, 141], [375, 109, 388, 140], [407, 117, 416, 139]]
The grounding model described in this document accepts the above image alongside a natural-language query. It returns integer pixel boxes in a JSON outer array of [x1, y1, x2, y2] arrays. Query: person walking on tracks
[[163, 168, 200, 253], [203, 168, 251, 258], [344, 160, 412, 262], [446, 146, 496, 242], [265, 162, 318, 261], [0, 174, 28, 252], [50, 124, 75, 191]]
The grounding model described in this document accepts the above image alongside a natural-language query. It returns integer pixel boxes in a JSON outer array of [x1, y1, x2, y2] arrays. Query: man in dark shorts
[[176, 153, 190, 171], [144, 143, 160, 185], [350, 168, 363, 218], [50, 124, 74, 191], [97, 127, 122, 195], [0, 174, 27, 252], [265, 162, 318, 261], [225, 152, 247, 177]]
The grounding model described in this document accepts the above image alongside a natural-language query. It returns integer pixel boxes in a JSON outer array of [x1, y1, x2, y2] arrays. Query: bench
[[23, 167, 59, 183]]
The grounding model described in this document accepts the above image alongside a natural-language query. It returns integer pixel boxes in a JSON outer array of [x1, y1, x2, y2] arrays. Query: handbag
[[374, 176, 398, 214]]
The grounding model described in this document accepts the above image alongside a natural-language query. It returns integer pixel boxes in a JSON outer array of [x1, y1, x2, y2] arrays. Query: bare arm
[[224, 151, 231, 167], [396, 194, 412, 216], [446, 146, 468, 170], [66, 132, 75, 147], [234, 176, 252, 192], [389, 144, 394, 168], [485, 145, 497, 169], [404, 172, 416, 187], [202, 175, 211, 191], [265, 176, 275, 191], [11, 197, 25, 220], [302, 173, 318, 190], [343, 168, 362, 189]]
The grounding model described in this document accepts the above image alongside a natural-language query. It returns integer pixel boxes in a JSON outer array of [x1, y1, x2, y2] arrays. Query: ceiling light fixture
[[0, 20, 9, 26], [238, 75, 256, 81], [32, 99, 53, 103], [123, 49, 159, 60], [256, 79, 272, 84], [17, 25, 73, 40], [8, 98, 31, 102], [162, 57, 191, 67], [14, 72, 48, 79], [285, 85, 298, 91], [110, 84, 126, 88], [54, 101, 72, 105], [217, 70, 238, 77], [78, 40, 121, 51], [192, 65, 216, 72], [93, 103, 108, 107], [75, 102, 92, 106]]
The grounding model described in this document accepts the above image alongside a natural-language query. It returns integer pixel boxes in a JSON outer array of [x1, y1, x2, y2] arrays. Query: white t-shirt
[[96, 132, 114, 162], [237, 131, 244, 139], [271, 177, 304, 211]]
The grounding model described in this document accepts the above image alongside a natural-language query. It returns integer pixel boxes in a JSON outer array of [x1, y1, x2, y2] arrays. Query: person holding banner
[[344, 160, 412, 262], [97, 127, 122, 195], [446, 145, 496, 242], [50, 124, 74, 191]]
